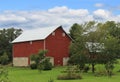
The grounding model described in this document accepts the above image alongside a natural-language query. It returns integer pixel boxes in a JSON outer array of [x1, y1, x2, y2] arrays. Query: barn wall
[[13, 40, 44, 66], [45, 27, 71, 66]]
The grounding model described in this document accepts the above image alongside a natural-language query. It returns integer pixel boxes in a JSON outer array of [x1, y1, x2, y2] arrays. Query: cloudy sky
[[0, 0, 120, 31]]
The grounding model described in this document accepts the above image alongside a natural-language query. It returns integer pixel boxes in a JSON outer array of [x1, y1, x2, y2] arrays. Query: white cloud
[[69, 9, 89, 16], [93, 9, 112, 21], [0, 14, 26, 22], [48, 6, 68, 13], [95, 3, 104, 7], [0, 6, 120, 31]]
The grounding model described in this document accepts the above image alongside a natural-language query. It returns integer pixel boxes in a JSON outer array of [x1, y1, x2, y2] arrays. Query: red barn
[[12, 26, 71, 66]]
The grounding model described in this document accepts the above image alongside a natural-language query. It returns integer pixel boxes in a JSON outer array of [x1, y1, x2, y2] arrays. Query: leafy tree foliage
[[0, 52, 9, 65], [69, 23, 88, 70], [97, 21, 120, 76], [0, 28, 22, 62], [85, 22, 103, 73], [30, 50, 52, 71], [69, 21, 120, 75]]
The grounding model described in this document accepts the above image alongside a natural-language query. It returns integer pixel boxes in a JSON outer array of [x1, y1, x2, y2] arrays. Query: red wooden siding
[[13, 40, 44, 64], [45, 27, 71, 66]]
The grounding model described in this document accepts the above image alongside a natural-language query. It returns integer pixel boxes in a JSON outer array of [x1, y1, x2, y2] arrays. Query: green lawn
[[8, 64, 120, 82]]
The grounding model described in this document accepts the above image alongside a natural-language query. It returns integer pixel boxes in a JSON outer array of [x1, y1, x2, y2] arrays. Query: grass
[[6, 63, 120, 82]]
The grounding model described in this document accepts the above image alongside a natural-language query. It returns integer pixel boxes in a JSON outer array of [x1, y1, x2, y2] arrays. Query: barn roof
[[12, 26, 70, 43]]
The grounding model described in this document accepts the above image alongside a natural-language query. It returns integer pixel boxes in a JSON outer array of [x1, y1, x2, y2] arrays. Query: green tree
[[69, 23, 88, 70], [30, 50, 47, 65], [69, 23, 83, 40], [69, 21, 102, 73], [83, 21, 102, 73], [69, 21, 120, 75], [101, 35, 119, 76], [30, 50, 52, 71], [96, 21, 120, 76]]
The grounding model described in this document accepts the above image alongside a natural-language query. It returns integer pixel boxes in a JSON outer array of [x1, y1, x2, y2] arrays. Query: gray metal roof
[[12, 26, 61, 43]]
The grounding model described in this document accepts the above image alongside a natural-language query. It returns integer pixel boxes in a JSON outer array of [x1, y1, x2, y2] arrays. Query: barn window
[[52, 32, 55, 36], [62, 33, 65, 37], [30, 41, 32, 44]]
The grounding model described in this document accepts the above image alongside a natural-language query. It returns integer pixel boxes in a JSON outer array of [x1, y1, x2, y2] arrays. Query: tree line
[[69, 21, 120, 76]]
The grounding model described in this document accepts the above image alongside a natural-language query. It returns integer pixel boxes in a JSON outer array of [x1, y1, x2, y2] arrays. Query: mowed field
[[8, 63, 120, 82]]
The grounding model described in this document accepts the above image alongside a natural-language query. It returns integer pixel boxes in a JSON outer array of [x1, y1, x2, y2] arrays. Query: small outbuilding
[[12, 26, 71, 66]]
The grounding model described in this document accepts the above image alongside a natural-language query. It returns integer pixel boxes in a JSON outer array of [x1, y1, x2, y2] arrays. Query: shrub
[[42, 58, 52, 70], [94, 68, 114, 77], [94, 70, 108, 77], [105, 62, 114, 77], [30, 54, 39, 64], [117, 69, 120, 72], [0, 52, 9, 65], [30, 63, 37, 69], [57, 65, 82, 80], [37, 63, 44, 72], [57, 74, 82, 80], [30, 50, 52, 71], [38, 58, 52, 71], [83, 66, 90, 73], [0, 66, 10, 82]]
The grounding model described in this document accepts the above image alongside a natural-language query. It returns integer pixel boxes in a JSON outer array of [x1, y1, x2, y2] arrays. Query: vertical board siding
[[45, 27, 71, 66]]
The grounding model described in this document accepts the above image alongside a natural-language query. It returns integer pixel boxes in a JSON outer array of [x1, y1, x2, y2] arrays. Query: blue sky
[[0, 0, 119, 11], [0, 0, 120, 30]]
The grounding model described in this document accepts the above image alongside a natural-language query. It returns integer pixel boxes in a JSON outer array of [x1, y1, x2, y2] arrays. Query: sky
[[0, 0, 120, 31]]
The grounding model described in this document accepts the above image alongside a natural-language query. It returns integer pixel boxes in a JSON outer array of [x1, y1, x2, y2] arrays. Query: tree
[[69, 23, 88, 70], [0, 28, 22, 62], [30, 50, 52, 71], [95, 21, 120, 76], [30, 50, 47, 64], [82, 21, 103, 73], [69, 23, 83, 40], [102, 36, 119, 76], [69, 21, 120, 75]]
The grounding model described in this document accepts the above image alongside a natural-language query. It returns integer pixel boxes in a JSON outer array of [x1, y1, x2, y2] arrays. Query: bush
[[30, 54, 39, 64], [30, 63, 37, 69], [58, 65, 82, 80], [42, 58, 52, 70], [94, 67, 114, 77], [0, 52, 9, 65], [83, 66, 90, 73], [117, 69, 120, 72], [57, 74, 82, 80], [38, 63, 44, 72], [30, 50, 52, 71], [38, 58, 52, 71], [94, 70, 108, 77], [0, 66, 10, 82]]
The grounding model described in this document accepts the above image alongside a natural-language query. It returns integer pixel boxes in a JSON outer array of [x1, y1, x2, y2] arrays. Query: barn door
[[13, 57, 28, 66]]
